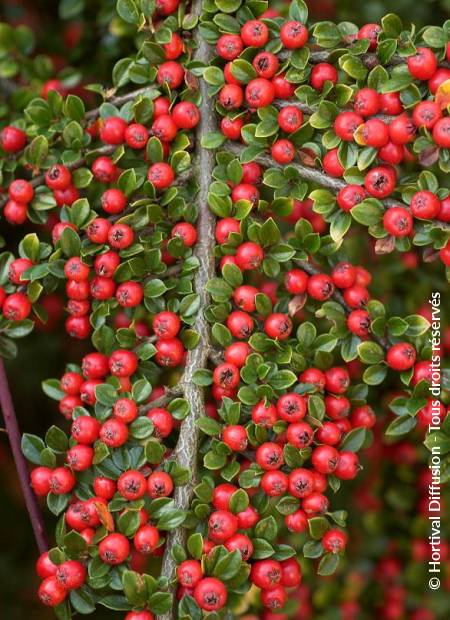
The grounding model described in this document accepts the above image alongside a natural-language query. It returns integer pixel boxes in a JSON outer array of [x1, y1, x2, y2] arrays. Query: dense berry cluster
[[0, 0, 447, 619]]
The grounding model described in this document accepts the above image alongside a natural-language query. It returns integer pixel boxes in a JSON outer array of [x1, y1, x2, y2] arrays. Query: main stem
[[0, 358, 48, 553], [158, 2, 216, 617]]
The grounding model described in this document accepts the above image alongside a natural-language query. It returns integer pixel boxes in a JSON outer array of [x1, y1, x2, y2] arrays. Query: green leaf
[[230, 59, 257, 83], [187, 533, 203, 560], [192, 369, 213, 386], [116, 0, 140, 24], [318, 553, 340, 575], [21, 433, 45, 464], [422, 26, 447, 48], [213, 549, 242, 580], [309, 516, 330, 540], [45, 426, 68, 452], [229, 489, 249, 514], [357, 341, 384, 365], [196, 416, 222, 436], [255, 515, 278, 542], [386, 414, 416, 436], [363, 364, 387, 385], [69, 589, 96, 614], [340, 427, 368, 452]]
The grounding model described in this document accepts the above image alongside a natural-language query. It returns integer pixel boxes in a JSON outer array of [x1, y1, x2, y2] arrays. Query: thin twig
[[0, 145, 116, 209], [226, 143, 450, 232], [138, 384, 185, 415], [0, 358, 48, 553]]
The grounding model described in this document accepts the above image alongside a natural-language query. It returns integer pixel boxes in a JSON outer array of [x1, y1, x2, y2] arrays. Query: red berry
[[334, 111, 363, 141], [310, 63, 338, 90], [31, 466, 52, 496], [147, 471, 173, 498], [383, 206, 413, 237], [99, 533, 130, 565], [432, 117, 450, 148], [251, 559, 282, 589], [163, 31, 184, 59], [194, 577, 227, 611], [125, 123, 148, 149], [347, 309, 371, 337], [322, 529, 348, 553], [410, 190, 441, 220], [45, 164, 71, 190], [337, 184, 366, 212], [271, 138, 295, 164], [36, 552, 58, 579], [245, 78, 275, 108], [252, 401, 278, 427], [288, 467, 314, 498], [354, 88, 380, 117], [177, 560, 203, 587], [357, 23, 381, 51], [100, 418, 129, 448], [38, 577, 67, 606], [386, 342, 417, 371], [118, 470, 147, 500], [108, 223, 134, 249], [286, 421, 313, 448], [148, 162, 175, 190], [253, 51, 279, 79], [256, 442, 284, 470], [407, 47, 437, 80], [9, 179, 34, 203], [334, 451, 359, 480], [172, 101, 200, 129], [215, 217, 240, 244], [276, 393, 306, 422], [264, 313, 292, 340], [323, 148, 344, 177], [261, 585, 287, 610], [219, 84, 243, 109], [55, 560, 86, 590], [224, 342, 250, 367], [280, 558, 302, 587], [216, 34, 243, 60], [241, 20, 269, 47], [389, 114, 416, 145], [364, 166, 396, 199], [155, 337, 185, 367], [307, 273, 334, 301], [1, 125, 26, 152], [280, 21, 308, 49], [109, 349, 138, 376], [2, 292, 31, 320], [49, 467, 76, 494], [235, 242, 264, 270], [312, 445, 340, 474], [157, 61, 184, 88], [92, 156, 119, 183], [222, 425, 248, 451], [412, 101, 442, 129], [134, 524, 160, 554], [362, 118, 389, 148], [208, 510, 238, 543], [100, 117, 127, 144]]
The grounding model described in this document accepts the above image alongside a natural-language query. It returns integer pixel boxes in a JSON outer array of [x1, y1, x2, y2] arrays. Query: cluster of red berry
[[211, 12, 450, 267]]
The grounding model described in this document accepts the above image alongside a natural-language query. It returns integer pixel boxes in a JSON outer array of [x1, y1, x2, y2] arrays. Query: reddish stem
[[0, 358, 48, 554]]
